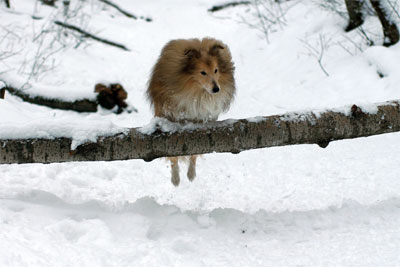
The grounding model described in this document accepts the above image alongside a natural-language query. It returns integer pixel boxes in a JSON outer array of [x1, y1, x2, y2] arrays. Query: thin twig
[[254, 0, 270, 44], [341, 33, 365, 53], [317, 34, 329, 77], [300, 34, 330, 77], [357, 26, 374, 46], [386, 0, 400, 19]]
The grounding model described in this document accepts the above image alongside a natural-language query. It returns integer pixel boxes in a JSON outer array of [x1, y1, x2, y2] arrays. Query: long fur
[[147, 37, 236, 185]]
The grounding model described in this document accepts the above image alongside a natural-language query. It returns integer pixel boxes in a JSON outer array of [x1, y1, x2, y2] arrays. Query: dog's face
[[194, 57, 220, 94], [183, 45, 225, 95]]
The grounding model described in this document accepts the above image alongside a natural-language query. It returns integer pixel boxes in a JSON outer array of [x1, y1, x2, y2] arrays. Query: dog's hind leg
[[187, 155, 197, 182], [169, 157, 180, 186]]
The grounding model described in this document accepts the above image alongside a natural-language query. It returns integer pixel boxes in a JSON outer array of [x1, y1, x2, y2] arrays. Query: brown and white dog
[[147, 37, 236, 186]]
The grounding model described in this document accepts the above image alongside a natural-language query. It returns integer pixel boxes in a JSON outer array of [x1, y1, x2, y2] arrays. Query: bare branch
[[54, 21, 130, 51], [208, 1, 251, 12], [238, 0, 298, 45], [300, 34, 331, 77], [98, 0, 152, 22]]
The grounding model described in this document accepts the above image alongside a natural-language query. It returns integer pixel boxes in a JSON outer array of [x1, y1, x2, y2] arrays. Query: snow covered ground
[[1, 0, 400, 266]]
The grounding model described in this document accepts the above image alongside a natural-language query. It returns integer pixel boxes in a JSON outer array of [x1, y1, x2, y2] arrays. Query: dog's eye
[[201, 71, 207, 75], [215, 69, 218, 73]]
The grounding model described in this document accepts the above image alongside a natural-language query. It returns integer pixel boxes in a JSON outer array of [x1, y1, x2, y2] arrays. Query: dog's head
[[182, 44, 226, 94]]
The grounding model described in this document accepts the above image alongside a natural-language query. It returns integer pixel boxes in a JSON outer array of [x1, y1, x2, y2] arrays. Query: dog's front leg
[[187, 155, 197, 182], [169, 157, 180, 186]]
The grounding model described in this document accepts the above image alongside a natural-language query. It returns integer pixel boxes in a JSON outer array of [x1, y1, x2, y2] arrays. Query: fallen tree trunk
[[4, 86, 98, 112], [1, 100, 400, 164]]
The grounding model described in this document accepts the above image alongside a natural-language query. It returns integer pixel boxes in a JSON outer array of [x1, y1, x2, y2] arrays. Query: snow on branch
[[1, 99, 400, 164], [4, 85, 97, 112]]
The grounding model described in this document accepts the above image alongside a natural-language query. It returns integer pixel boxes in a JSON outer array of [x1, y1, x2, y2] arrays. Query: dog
[[147, 37, 236, 186]]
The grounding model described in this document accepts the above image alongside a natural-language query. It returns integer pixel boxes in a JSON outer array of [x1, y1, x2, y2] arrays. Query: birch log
[[1, 100, 400, 164]]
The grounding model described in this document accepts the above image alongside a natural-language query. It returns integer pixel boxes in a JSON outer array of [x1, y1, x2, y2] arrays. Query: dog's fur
[[147, 37, 235, 186]]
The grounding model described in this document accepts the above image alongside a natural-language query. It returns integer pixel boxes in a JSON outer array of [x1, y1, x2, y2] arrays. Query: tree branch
[[1, 100, 400, 164], [4, 86, 98, 112], [98, 0, 152, 22], [208, 1, 251, 12], [54, 21, 130, 51], [0, 88, 5, 99]]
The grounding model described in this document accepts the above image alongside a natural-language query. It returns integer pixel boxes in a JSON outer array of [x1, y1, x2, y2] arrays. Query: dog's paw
[[171, 167, 180, 186], [171, 176, 180, 186], [187, 164, 196, 182]]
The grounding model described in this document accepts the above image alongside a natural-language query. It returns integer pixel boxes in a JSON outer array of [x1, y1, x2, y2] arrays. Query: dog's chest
[[172, 94, 226, 122]]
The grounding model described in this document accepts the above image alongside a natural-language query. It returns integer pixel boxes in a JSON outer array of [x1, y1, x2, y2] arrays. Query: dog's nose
[[212, 86, 220, 93]]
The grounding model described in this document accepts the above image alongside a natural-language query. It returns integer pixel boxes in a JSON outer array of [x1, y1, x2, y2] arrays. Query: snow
[[138, 117, 202, 135], [0, 118, 127, 150], [2, 195, 400, 266], [246, 116, 265, 123], [2, 0, 400, 266], [0, 98, 128, 149]]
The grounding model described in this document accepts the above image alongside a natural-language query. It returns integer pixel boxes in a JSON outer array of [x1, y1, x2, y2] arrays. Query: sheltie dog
[[147, 37, 236, 186]]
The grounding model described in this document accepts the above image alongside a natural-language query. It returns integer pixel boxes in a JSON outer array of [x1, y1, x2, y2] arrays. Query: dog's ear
[[182, 49, 200, 73], [209, 44, 224, 56], [184, 48, 201, 59]]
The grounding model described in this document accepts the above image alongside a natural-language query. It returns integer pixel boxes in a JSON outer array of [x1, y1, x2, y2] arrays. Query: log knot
[[317, 141, 330, 148], [351, 104, 366, 119]]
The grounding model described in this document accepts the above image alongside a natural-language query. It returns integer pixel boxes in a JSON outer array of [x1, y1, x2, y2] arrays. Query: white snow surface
[[0, 99, 128, 149], [2, 0, 400, 266]]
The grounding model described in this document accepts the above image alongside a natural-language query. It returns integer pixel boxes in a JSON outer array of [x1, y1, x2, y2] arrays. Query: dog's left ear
[[209, 44, 224, 56], [184, 48, 201, 59]]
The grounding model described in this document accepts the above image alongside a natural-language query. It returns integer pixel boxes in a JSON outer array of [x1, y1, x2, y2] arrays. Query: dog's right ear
[[184, 48, 201, 59], [182, 48, 200, 73], [209, 44, 225, 56]]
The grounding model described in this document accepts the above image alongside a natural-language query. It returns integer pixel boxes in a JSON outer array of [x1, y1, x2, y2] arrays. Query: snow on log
[[1, 100, 400, 164]]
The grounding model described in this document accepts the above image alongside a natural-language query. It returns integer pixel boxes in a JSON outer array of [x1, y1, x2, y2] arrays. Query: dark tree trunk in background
[[344, 0, 365, 32], [4, 0, 10, 8], [370, 0, 400, 46], [345, 0, 399, 46]]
